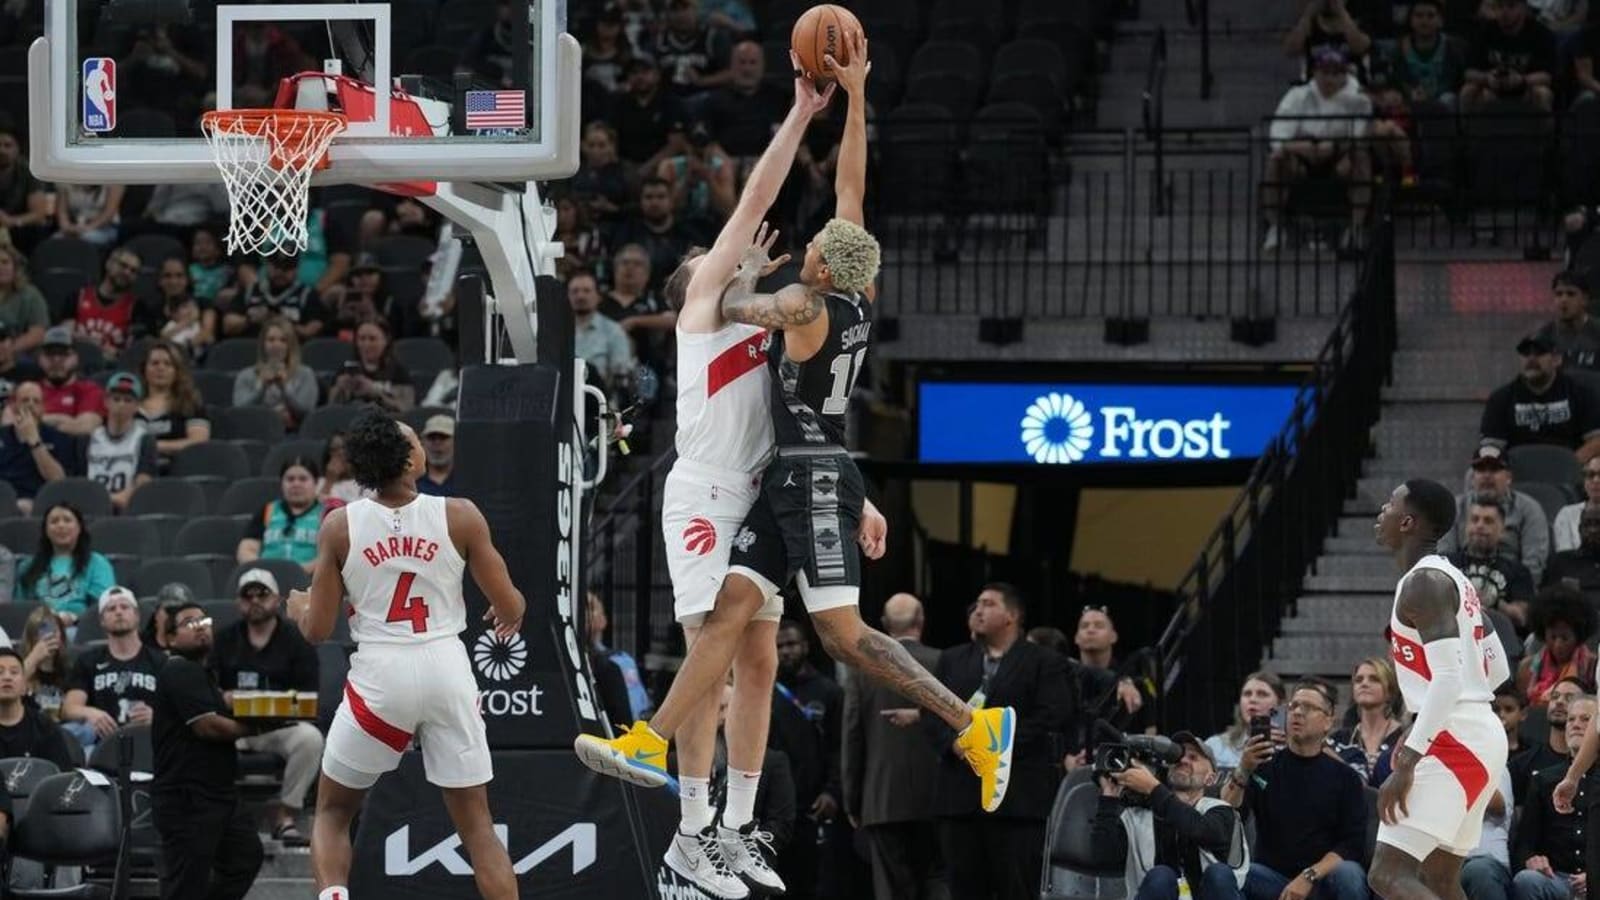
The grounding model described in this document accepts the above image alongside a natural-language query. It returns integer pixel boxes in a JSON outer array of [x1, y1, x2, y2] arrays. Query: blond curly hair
[[818, 218, 881, 294]]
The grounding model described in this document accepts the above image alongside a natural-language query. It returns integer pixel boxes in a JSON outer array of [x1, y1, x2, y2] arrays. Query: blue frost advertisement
[[917, 382, 1300, 465]]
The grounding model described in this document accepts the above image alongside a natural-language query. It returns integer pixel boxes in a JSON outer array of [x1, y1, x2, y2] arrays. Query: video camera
[[1092, 722, 1184, 778]]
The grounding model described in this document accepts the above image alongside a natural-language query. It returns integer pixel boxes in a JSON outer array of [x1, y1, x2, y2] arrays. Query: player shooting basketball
[[576, 32, 1018, 888]]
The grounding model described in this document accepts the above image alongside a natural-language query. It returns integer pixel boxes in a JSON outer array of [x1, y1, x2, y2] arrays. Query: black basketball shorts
[[726, 449, 865, 612]]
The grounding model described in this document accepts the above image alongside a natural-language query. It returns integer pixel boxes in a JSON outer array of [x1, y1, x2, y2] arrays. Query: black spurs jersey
[[769, 289, 874, 447]]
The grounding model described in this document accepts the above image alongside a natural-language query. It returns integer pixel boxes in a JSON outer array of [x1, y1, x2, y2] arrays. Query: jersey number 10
[[386, 572, 431, 633], [822, 349, 868, 416]]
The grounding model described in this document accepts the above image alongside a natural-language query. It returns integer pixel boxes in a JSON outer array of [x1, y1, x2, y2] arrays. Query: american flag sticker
[[463, 90, 526, 131]]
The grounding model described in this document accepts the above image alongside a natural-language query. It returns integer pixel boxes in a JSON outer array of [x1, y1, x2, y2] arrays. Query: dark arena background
[[2, 0, 1596, 895]]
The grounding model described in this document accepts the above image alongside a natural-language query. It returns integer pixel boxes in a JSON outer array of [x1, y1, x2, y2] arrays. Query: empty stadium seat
[[402, 405, 455, 433], [89, 517, 162, 561], [906, 70, 983, 119], [302, 337, 356, 373], [33, 478, 113, 520], [0, 479, 18, 518], [0, 517, 38, 555], [261, 439, 328, 478], [174, 516, 250, 559], [193, 369, 237, 408], [170, 442, 251, 481], [907, 39, 985, 85], [993, 39, 1070, 91], [205, 338, 259, 373], [1041, 769, 1127, 899], [30, 236, 102, 282], [301, 404, 366, 440], [1520, 481, 1575, 523], [1508, 444, 1583, 489], [132, 558, 214, 598], [11, 771, 124, 898], [393, 337, 455, 376], [120, 233, 185, 270], [213, 405, 286, 445], [0, 603, 40, 644], [213, 480, 278, 520]]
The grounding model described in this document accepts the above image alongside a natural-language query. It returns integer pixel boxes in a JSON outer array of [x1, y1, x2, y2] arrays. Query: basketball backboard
[[29, 0, 580, 185]]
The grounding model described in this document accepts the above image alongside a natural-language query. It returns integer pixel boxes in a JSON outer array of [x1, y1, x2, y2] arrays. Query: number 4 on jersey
[[386, 572, 431, 633]]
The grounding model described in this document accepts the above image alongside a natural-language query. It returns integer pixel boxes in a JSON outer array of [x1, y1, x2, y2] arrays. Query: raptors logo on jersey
[[683, 517, 717, 556]]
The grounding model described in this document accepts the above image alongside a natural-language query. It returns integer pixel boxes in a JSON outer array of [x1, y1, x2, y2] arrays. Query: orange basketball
[[791, 4, 863, 82]]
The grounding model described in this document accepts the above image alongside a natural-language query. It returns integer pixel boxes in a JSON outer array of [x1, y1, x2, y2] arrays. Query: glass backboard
[[29, 0, 579, 185]]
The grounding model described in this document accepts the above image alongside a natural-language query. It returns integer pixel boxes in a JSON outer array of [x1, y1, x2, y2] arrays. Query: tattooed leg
[[811, 606, 973, 731]]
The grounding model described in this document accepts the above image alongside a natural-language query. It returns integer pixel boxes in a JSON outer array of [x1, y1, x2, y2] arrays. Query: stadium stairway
[[1264, 261, 1550, 681]]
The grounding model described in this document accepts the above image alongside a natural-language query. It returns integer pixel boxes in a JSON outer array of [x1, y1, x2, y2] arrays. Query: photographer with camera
[[1088, 731, 1249, 899], [1220, 678, 1369, 900]]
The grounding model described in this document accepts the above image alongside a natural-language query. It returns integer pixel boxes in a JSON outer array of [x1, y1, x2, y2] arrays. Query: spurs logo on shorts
[[682, 517, 717, 556]]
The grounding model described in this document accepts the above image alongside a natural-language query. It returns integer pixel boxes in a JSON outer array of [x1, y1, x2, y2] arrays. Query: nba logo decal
[[81, 58, 116, 133], [683, 517, 717, 556]]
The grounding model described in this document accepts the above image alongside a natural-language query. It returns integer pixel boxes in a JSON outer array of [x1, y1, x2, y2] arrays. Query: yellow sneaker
[[955, 706, 1016, 813], [573, 721, 671, 788]]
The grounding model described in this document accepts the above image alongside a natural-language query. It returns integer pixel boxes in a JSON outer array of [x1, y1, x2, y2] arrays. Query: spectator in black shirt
[[211, 568, 322, 846], [1481, 332, 1600, 463], [151, 602, 264, 900], [612, 178, 698, 289], [0, 649, 73, 769], [572, 123, 632, 227], [654, 0, 732, 99], [612, 59, 685, 166], [1535, 271, 1600, 373], [1510, 677, 1586, 805], [60, 586, 162, 753], [926, 583, 1074, 900], [0, 382, 70, 514], [1220, 678, 1369, 900], [1448, 495, 1538, 629], [603, 243, 676, 374], [0, 121, 52, 255], [1283, 0, 1374, 78], [1463, 0, 1557, 111], [0, 323, 42, 399], [1546, 505, 1600, 602], [1513, 696, 1598, 897], [774, 619, 845, 899], [704, 41, 787, 159], [224, 253, 325, 341]]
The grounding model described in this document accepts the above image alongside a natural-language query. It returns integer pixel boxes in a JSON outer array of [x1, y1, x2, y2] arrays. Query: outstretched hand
[[737, 222, 791, 281], [483, 606, 524, 640], [825, 31, 870, 96], [790, 50, 836, 115]]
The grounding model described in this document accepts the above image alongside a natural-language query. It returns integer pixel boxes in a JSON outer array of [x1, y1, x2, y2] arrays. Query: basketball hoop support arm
[[416, 182, 562, 364]]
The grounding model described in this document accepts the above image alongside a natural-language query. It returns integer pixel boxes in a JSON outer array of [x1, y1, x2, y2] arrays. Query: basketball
[[791, 4, 863, 82]]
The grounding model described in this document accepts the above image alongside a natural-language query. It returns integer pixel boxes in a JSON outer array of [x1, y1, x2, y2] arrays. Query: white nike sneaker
[[719, 822, 786, 895], [664, 827, 750, 899]]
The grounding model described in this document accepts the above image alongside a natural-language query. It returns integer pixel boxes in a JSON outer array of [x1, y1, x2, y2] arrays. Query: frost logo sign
[[1020, 393, 1094, 463], [920, 382, 1298, 465]]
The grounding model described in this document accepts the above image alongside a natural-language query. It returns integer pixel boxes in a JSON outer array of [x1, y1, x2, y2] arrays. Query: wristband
[[1300, 868, 1319, 884], [24, 441, 40, 450]]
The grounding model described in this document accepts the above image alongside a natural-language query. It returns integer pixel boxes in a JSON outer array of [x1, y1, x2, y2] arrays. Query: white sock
[[722, 768, 761, 830], [680, 776, 714, 833], [318, 888, 349, 900]]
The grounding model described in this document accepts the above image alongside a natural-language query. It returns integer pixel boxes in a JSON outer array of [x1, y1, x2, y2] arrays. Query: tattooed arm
[[720, 281, 825, 331]]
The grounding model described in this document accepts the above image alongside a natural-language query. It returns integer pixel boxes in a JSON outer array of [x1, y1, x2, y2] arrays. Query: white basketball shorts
[[662, 457, 782, 626], [322, 638, 492, 789], [1375, 703, 1508, 860]]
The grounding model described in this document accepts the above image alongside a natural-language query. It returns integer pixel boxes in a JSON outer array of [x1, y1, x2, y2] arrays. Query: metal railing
[[1143, 27, 1169, 214], [1183, 0, 1214, 100], [583, 452, 675, 668], [1153, 192, 1397, 732]]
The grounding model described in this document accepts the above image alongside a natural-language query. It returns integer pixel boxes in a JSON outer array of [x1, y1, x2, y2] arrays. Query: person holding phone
[[1205, 672, 1286, 770]]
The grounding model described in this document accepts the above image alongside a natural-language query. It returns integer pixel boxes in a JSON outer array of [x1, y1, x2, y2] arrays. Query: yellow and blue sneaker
[[955, 706, 1016, 813], [573, 721, 671, 788]]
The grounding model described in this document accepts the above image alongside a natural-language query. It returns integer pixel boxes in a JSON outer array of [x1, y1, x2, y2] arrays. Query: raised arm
[[681, 63, 834, 326], [449, 497, 526, 638], [295, 507, 350, 643], [829, 30, 870, 229]]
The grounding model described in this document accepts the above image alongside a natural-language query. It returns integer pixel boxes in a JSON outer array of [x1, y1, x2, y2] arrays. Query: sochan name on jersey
[[1100, 408, 1233, 459], [839, 321, 871, 349]]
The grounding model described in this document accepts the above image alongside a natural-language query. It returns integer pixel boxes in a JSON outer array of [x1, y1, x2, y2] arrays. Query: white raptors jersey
[[1388, 555, 1511, 715], [674, 323, 775, 473], [341, 495, 467, 645]]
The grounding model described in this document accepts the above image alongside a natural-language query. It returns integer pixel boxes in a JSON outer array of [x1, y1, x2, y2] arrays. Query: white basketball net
[[201, 110, 347, 256]]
